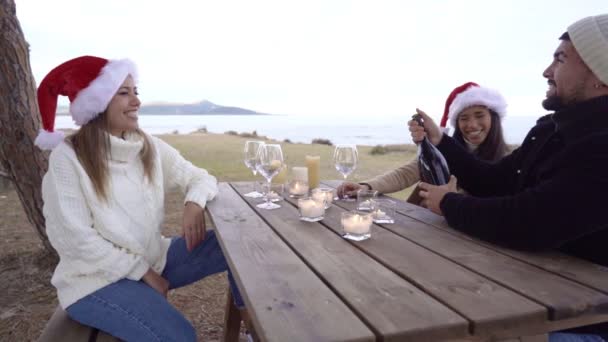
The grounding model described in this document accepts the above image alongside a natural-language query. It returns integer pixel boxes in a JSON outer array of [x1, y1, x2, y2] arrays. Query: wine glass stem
[[252, 170, 258, 193], [266, 180, 272, 206]]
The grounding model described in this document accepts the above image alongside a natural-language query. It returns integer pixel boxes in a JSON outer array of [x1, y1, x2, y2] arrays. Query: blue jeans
[[66, 230, 244, 342], [550, 333, 606, 342]]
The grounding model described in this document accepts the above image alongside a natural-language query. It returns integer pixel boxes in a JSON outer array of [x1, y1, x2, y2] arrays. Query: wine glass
[[243, 140, 265, 198], [334, 144, 358, 201], [256, 144, 284, 210]]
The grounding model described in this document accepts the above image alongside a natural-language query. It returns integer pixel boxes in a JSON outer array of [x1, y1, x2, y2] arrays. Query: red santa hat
[[35, 55, 138, 150], [440, 82, 507, 133]]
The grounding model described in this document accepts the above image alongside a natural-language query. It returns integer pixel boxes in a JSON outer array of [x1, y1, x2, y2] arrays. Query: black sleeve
[[437, 135, 521, 197], [439, 139, 608, 250]]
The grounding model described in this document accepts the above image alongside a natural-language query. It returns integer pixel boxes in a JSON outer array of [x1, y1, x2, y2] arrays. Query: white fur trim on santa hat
[[69, 59, 138, 125], [34, 129, 65, 150], [447, 86, 507, 128]]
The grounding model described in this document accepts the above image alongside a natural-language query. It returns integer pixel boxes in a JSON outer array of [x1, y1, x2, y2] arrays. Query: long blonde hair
[[68, 112, 155, 201]]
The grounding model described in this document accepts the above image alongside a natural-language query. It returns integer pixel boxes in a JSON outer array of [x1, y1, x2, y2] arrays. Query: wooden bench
[[37, 306, 119, 342]]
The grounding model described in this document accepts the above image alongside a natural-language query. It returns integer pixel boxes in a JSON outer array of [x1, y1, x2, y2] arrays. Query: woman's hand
[[418, 175, 458, 215], [408, 108, 443, 146], [337, 182, 369, 199], [183, 201, 206, 252], [142, 268, 170, 297]]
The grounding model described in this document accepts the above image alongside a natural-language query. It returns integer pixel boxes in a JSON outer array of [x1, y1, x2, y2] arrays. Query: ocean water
[[55, 114, 541, 146]]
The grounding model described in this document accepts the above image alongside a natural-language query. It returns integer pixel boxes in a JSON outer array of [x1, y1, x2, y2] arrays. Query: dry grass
[[0, 132, 416, 341]]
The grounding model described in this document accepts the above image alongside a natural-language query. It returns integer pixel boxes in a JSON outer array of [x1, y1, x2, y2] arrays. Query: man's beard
[[542, 76, 590, 111], [542, 95, 565, 111]]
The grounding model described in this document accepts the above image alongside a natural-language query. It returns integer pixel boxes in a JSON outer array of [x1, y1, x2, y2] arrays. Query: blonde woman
[[36, 56, 243, 341]]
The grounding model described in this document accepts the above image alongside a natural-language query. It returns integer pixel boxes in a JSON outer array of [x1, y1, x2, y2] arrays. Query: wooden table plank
[[486, 250, 608, 294], [231, 182, 469, 341], [321, 181, 608, 322], [207, 183, 375, 342], [385, 194, 608, 295]]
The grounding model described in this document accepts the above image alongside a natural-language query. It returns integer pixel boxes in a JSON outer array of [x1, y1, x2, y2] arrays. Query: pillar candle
[[292, 167, 308, 181], [306, 155, 320, 189]]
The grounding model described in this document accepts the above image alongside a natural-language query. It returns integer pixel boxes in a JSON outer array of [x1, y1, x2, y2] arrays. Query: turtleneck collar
[[463, 139, 480, 153], [551, 96, 608, 143], [108, 132, 144, 163]]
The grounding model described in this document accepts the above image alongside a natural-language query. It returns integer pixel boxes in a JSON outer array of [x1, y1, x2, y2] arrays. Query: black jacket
[[438, 96, 608, 337]]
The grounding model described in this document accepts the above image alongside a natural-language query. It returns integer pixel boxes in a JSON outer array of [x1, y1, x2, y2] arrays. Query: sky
[[15, 0, 608, 119]]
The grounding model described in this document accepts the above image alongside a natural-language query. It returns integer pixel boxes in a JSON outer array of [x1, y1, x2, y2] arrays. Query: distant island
[[58, 100, 267, 115]]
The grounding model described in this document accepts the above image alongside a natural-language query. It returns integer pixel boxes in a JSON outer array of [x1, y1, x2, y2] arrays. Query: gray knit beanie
[[568, 14, 608, 85]]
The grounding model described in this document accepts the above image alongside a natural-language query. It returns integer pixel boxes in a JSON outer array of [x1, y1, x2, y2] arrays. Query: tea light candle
[[298, 197, 325, 221], [289, 180, 309, 197], [292, 167, 308, 181], [374, 209, 386, 218], [358, 199, 373, 211], [370, 198, 395, 224], [342, 212, 373, 235], [311, 188, 334, 209]]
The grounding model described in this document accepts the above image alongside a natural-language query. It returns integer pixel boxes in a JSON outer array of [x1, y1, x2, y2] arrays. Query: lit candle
[[292, 167, 308, 181], [311, 187, 334, 209], [358, 200, 373, 211], [370, 198, 395, 224], [289, 180, 309, 197], [341, 212, 372, 235], [298, 197, 325, 221]]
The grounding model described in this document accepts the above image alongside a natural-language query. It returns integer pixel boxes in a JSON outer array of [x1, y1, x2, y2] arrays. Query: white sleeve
[[42, 147, 150, 282], [154, 137, 218, 208]]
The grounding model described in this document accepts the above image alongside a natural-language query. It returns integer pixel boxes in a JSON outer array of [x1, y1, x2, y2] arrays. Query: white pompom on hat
[[439, 82, 507, 133], [35, 55, 138, 150], [567, 14, 608, 85]]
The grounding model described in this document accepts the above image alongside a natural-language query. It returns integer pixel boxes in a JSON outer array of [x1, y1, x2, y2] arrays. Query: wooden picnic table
[[206, 181, 608, 342]]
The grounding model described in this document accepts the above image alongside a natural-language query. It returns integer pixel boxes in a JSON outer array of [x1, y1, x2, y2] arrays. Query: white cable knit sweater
[[42, 132, 218, 309]]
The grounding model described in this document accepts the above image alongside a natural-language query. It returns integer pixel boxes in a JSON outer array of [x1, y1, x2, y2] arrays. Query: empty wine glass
[[334, 144, 358, 201], [243, 140, 265, 198], [256, 144, 284, 210]]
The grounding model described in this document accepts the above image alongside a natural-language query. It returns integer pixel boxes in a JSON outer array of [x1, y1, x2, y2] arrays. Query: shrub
[[283, 139, 292, 144], [225, 130, 238, 136], [239, 131, 259, 138], [311, 138, 333, 146], [195, 126, 208, 133], [370, 145, 388, 155]]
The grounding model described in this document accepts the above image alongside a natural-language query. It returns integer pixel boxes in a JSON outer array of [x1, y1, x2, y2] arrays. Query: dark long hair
[[452, 109, 508, 162]]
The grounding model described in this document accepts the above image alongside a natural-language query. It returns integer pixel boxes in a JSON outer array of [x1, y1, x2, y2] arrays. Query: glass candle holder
[[311, 187, 334, 209], [356, 189, 378, 211], [371, 198, 395, 224], [298, 197, 325, 222], [341, 211, 372, 241], [288, 180, 309, 197]]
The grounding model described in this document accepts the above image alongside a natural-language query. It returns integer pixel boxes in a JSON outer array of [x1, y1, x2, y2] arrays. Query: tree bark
[[0, 0, 57, 258]]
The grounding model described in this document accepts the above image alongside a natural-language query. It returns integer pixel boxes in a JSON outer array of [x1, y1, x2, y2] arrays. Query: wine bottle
[[413, 114, 450, 185]]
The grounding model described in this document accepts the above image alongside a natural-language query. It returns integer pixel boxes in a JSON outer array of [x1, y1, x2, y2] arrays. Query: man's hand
[[183, 201, 206, 252], [337, 182, 369, 199], [142, 268, 170, 298], [408, 108, 443, 146], [418, 176, 458, 215]]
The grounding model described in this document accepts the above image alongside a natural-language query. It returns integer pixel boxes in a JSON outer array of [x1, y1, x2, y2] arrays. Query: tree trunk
[[0, 0, 57, 258]]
